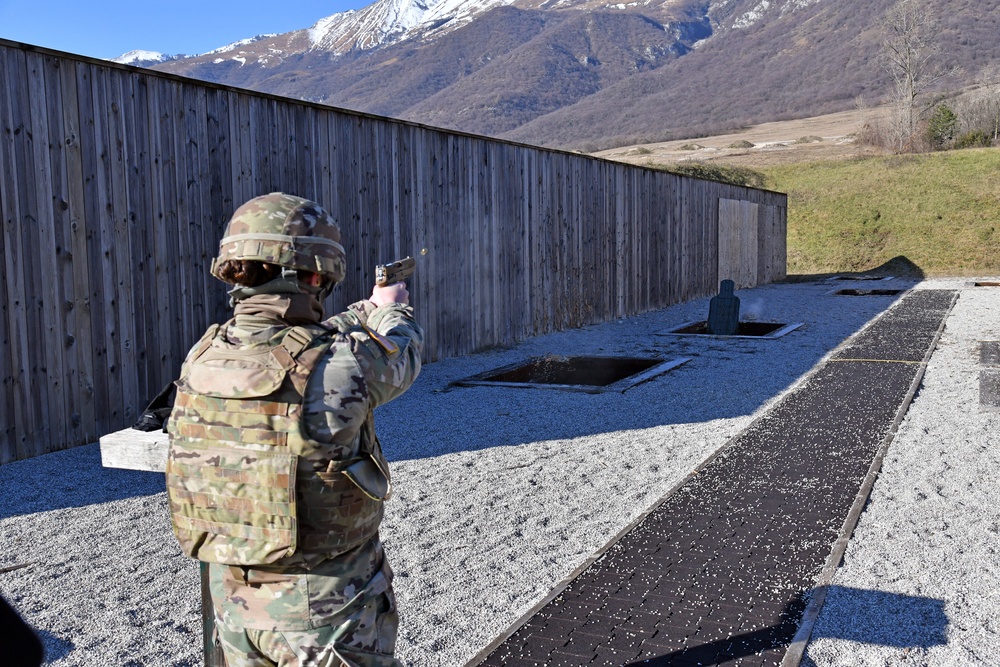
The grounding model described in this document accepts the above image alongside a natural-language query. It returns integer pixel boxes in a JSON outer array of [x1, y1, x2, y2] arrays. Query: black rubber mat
[[471, 290, 957, 667]]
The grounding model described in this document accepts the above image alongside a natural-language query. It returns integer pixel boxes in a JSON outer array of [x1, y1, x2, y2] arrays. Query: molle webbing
[[167, 443, 298, 563], [167, 320, 386, 566]]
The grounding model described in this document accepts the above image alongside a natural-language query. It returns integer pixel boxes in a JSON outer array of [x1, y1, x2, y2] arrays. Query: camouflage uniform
[[165, 194, 423, 667]]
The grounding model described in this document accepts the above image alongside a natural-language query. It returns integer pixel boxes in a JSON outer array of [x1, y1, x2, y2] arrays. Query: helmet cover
[[211, 192, 346, 286]]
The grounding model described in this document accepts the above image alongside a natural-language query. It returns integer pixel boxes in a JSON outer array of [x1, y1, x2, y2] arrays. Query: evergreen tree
[[927, 103, 958, 149]]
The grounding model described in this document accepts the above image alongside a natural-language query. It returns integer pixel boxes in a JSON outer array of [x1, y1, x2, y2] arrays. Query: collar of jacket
[[232, 293, 324, 327]]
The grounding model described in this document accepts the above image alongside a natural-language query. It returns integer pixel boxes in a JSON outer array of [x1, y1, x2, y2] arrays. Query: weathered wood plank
[[88, 60, 127, 432], [26, 51, 62, 456], [167, 78, 200, 389], [299, 102, 316, 198], [419, 128, 441, 358], [0, 45, 24, 463], [203, 88, 231, 332], [233, 92, 253, 206], [205, 89, 231, 326], [152, 78, 181, 390], [100, 73, 131, 421], [183, 84, 210, 349], [316, 111, 335, 227], [124, 72, 158, 402], [104, 68, 140, 428], [162, 80, 186, 384], [50, 57, 97, 444], [42, 54, 82, 449]]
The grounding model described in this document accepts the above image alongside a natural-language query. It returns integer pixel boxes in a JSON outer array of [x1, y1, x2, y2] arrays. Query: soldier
[[165, 192, 423, 666]]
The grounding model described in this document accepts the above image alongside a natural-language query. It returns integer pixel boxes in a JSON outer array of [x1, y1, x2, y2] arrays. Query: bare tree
[[974, 66, 1000, 143], [880, 0, 956, 152], [953, 66, 1000, 145]]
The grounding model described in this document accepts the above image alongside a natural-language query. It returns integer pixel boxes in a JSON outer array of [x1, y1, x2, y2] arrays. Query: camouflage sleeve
[[349, 300, 424, 409], [302, 301, 422, 447]]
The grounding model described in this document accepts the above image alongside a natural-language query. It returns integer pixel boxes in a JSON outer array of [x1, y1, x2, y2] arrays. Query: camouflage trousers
[[214, 588, 401, 667]]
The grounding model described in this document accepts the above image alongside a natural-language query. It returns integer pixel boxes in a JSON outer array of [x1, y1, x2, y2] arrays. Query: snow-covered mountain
[[303, 0, 696, 53], [117, 0, 700, 65], [116, 0, 825, 67], [129, 0, 993, 151]]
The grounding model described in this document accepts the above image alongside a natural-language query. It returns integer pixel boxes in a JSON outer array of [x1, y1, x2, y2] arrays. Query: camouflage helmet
[[211, 192, 346, 286]]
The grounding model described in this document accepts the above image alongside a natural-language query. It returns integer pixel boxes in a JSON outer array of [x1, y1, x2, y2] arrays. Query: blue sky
[[0, 0, 370, 60]]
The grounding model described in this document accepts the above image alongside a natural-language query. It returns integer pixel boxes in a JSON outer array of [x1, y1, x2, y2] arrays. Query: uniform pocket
[[374, 589, 399, 655], [210, 564, 311, 630]]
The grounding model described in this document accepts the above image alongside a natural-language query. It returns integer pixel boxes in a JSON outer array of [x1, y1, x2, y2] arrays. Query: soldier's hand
[[370, 282, 409, 307]]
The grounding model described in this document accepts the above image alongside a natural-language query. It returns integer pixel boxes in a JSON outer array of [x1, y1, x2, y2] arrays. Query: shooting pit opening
[[661, 321, 802, 339], [834, 288, 904, 296], [452, 355, 690, 393], [973, 282, 1000, 287]]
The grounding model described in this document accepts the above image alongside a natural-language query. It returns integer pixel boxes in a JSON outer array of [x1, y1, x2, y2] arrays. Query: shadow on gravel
[[0, 443, 163, 519], [623, 586, 947, 666], [805, 585, 949, 650], [38, 629, 75, 662]]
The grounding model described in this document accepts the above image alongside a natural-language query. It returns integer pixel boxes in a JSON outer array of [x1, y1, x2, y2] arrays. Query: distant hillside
[[400, 9, 701, 135], [504, 0, 1000, 149], [148, 0, 1000, 150]]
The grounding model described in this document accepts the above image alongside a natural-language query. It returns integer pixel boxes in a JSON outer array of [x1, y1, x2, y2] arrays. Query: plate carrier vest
[[165, 317, 390, 566]]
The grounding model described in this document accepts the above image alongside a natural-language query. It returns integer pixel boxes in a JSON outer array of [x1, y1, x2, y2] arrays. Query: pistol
[[375, 256, 416, 287]]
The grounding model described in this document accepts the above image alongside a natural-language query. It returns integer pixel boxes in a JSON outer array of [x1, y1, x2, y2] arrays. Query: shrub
[[728, 140, 755, 149], [653, 162, 768, 188], [856, 122, 884, 148], [795, 135, 824, 144], [955, 130, 993, 148]]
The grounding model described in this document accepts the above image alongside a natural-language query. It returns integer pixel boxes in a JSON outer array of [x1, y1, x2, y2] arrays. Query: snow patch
[[733, 0, 824, 29], [112, 50, 170, 65], [733, 0, 771, 29], [204, 34, 276, 56]]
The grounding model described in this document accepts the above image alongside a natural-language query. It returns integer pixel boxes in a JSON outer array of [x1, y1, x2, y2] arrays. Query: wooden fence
[[0, 38, 787, 464]]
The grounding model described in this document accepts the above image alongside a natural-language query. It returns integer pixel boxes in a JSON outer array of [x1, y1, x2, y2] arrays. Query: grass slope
[[760, 148, 1000, 277]]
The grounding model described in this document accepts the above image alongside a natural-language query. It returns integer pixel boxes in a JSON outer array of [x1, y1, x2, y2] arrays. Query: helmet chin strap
[[228, 268, 326, 305], [316, 278, 336, 303]]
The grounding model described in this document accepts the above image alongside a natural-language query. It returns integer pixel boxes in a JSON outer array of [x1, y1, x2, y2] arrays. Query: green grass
[[760, 148, 1000, 277]]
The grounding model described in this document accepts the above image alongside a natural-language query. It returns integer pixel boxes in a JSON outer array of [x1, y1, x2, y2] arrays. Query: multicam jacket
[[166, 294, 422, 630]]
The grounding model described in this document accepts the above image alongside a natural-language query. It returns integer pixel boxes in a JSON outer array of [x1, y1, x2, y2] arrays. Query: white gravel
[[1, 276, 997, 666]]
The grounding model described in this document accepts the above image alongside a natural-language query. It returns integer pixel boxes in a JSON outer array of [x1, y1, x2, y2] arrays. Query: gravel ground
[[1, 276, 996, 666]]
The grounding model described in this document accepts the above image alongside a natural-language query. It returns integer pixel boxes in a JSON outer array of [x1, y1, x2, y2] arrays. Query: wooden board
[[99, 427, 169, 473]]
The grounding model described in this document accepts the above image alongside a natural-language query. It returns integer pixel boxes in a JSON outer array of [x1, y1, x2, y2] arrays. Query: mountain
[[506, 0, 1000, 149], [145, 0, 1000, 150]]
